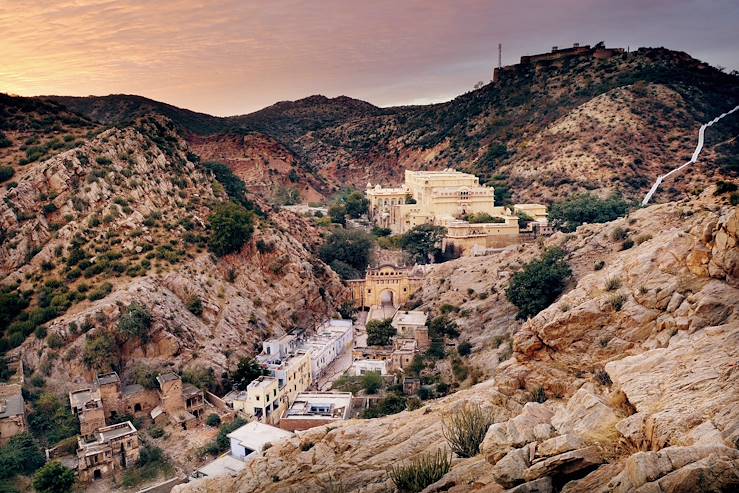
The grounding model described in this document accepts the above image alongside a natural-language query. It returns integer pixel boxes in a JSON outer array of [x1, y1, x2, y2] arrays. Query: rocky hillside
[[0, 96, 347, 392], [176, 188, 738, 492], [49, 48, 739, 205]]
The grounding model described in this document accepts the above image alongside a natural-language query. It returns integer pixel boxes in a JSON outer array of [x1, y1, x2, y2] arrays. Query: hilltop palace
[[366, 169, 550, 255]]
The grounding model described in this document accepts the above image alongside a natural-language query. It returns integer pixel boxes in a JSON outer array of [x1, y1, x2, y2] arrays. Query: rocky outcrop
[[176, 197, 738, 493]]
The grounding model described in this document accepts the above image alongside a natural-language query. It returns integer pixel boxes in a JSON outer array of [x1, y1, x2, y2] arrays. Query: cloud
[[0, 0, 737, 115]]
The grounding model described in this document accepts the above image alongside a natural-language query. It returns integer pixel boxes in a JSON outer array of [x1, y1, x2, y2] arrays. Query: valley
[[1, 43, 738, 493]]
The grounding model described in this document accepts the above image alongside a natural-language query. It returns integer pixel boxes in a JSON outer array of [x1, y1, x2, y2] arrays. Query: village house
[[391, 310, 429, 350], [76, 421, 140, 482], [0, 383, 25, 445], [279, 392, 353, 432], [366, 169, 548, 254], [151, 372, 205, 430], [194, 422, 293, 479], [298, 319, 354, 381], [0, 356, 26, 445], [350, 359, 388, 376]]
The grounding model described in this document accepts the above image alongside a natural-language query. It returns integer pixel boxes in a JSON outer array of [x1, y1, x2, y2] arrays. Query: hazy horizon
[[2, 0, 738, 117]]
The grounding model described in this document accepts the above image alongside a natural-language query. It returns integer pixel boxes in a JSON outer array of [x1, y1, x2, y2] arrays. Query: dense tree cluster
[[319, 229, 374, 280], [549, 193, 630, 232], [506, 248, 572, 319]]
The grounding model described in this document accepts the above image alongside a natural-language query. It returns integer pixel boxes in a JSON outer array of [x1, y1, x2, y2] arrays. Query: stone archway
[[379, 289, 396, 308]]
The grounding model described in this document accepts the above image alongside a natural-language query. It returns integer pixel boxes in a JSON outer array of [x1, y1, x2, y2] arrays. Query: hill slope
[[48, 47, 739, 204]]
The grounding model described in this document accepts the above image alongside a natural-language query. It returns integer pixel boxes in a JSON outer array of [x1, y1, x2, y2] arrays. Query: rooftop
[[226, 422, 293, 452], [0, 393, 24, 419], [69, 388, 102, 412], [95, 372, 120, 386], [248, 376, 277, 390], [156, 372, 180, 386], [284, 392, 352, 420], [392, 310, 427, 327], [98, 421, 137, 442], [197, 453, 247, 477], [122, 383, 145, 397], [183, 383, 203, 399]]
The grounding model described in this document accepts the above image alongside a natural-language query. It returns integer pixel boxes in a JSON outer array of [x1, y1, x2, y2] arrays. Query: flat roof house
[[279, 392, 353, 432]]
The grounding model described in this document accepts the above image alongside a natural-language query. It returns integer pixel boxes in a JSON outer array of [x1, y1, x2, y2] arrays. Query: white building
[[194, 421, 293, 479], [391, 310, 428, 338], [298, 319, 353, 381], [350, 359, 388, 376], [227, 421, 293, 460]]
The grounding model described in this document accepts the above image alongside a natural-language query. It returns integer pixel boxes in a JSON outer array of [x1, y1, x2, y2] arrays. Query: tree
[[82, 331, 120, 372], [0, 433, 45, 479], [548, 193, 630, 232], [28, 393, 80, 445], [362, 371, 383, 394], [32, 461, 75, 493], [428, 315, 459, 339], [328, 203, 347, 225], [117, 302, 153, 342], [208, 201, 255, 257], [343, 191, 369, 218], [399, 224, 447, 264], [204, 161, 254, 209], [319, 229, 374, 278], [206, 414, 221, 427], [506, 248, 572, 319], [232, 358, 267, 390], [366, 318, 396, 346]]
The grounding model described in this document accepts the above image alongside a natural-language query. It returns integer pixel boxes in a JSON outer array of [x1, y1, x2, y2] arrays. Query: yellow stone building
[[366, 169, 547, 254], [347, 263, 425, 309]]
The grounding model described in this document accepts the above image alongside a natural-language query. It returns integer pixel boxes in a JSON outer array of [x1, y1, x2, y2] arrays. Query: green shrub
[[608, 293, 627, 311], [506, 248, 572, 319], [206, 414, 221, 427], [604, 277, 621, 291], [714, 180, 737, 195], [388, 449, 452, 493], [441, 403, 495, 458], [203, 162, 255, 210], [466, 212, 504, 224], [200, 418, 247, 457], [0, 166, 14, 183], [457, 341, 472, 357], [82, 331, 120, 371], [549, 193, 630, 232], [149, 426, 165, 438], [121, 444, 172, 487], [366, 318, 396, 346], [117, 302, 153, 342], [362, 371, 383, 394], [530, 387, 548, 403], [32, 461, 76, 493], [87, 282, 112, 301], [208, 201, 254, 257], [361, 393, 406, 418], [186, 296, 204, 316]]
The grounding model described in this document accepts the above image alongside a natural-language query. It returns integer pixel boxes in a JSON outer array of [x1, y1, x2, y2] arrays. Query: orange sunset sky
[[1, 0, 738, 116]]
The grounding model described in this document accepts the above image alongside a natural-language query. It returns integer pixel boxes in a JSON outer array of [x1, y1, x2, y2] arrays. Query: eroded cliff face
[[176, 193, 738, 493], [1, 116, 347, 391]]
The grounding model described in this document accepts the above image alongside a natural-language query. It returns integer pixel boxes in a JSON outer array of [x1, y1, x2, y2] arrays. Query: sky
[[1, 0, 738, 116]]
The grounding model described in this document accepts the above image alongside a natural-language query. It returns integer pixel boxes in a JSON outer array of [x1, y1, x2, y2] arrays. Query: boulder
[[524, 446, 602, 483], [505, 476, 553, 493], [550, 387, 618, 439], [536, 434, 586, 458], [482, 403, 554, 464], [492, 443, 536, 488]]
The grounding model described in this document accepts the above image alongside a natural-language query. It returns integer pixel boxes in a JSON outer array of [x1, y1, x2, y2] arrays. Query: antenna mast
[[498, 43, 502, 69]]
